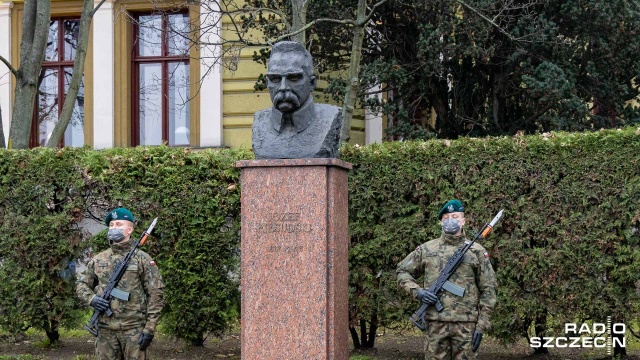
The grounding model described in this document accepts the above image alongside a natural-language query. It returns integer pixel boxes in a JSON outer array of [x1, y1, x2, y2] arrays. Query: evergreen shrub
[[1, 128, 639, 345], [341, 127, 640, 342]]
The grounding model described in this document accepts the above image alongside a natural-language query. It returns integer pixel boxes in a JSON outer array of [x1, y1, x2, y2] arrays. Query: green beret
[[105, 207, 135, 226], [437, 199, 465, 220]]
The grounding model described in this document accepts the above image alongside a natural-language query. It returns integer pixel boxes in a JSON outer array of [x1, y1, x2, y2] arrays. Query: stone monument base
[[237, 158, 351, 360]]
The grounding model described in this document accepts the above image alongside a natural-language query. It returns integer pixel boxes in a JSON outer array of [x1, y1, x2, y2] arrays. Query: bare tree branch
[[357, 0, 390, 27], [232, 7, 291, 31], [455, 0, 517, 42], [89, 0, 107, 17], [48, 0, 105, 147], [524, 102, 554, 124], [267, 0, 390, 43], [0, 104, 5, 148], [273, 18, 358, 43], [0, 55, 18, 77], [340, 0, 368, 143]]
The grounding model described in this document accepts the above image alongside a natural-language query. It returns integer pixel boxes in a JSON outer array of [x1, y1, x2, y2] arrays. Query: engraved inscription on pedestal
[[248, 212, 318, 252]]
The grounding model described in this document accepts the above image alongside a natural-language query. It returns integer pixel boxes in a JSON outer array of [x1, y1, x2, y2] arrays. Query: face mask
[[442, 218, 462, 235], [107, 228, 126, 243]]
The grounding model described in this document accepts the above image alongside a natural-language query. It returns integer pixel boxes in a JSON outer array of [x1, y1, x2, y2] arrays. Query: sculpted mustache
[[273, 91, 301, 107]]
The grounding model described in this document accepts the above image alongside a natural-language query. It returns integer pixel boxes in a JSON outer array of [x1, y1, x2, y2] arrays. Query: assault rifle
[[409, 209, 504, 331], [84, 217, 158, 336]]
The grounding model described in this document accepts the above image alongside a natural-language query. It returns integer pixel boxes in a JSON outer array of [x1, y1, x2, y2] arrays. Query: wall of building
[[0, 0, 380, 149]]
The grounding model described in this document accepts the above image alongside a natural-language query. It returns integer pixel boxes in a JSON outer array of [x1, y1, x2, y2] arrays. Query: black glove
[[416, 288, 438, 305], [90, 296, 110, 312], [472, 330, 483, 352], [138, 332, 154, 351]]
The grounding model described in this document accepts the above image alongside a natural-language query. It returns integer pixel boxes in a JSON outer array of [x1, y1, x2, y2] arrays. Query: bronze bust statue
[[252, 41, 342, 159]]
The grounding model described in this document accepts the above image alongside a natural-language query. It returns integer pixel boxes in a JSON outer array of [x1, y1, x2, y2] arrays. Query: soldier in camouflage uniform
[[396, 200, 497, 360], [76, 208, 164, 360]]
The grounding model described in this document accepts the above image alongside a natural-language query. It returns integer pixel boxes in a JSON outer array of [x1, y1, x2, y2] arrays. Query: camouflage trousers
[[423, 321, 476, 360], [95, 327, 147, 360]]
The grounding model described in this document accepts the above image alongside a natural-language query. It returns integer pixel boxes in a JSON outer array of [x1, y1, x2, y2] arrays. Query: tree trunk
[[491, 70, 504, 132], [290, 0, 310, 44], [349, 326, 361, 348], [189, 332, 205, 346], [46, 0, 105, 147], [339, 0, 366, 145], [43, 319, 60, 344], [364, 312, 378, 348], [532, 312, 549, 354], [613, 331, 627, 357], [9, 0, 51, 149], [350, 315, 378, 349], [0, 104, 5, 148]]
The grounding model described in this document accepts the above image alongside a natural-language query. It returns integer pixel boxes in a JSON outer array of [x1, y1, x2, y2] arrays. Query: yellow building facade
[[0, 0, 379, 149]]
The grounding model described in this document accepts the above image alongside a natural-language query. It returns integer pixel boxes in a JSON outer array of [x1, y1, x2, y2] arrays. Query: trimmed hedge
[[81, 146, 249, 344], [0, 146, 250, 343], [0, 127, 639, 345], [0, 148, 87, 341], [341, 127, 640, 342]]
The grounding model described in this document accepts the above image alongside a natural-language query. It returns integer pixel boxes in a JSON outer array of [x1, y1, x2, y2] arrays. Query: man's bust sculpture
[[252, 41, 342, 159]]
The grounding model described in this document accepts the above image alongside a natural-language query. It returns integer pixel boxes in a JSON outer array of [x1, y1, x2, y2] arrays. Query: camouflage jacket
[[76, 241, 165, 335], [396, 232, 497, 332]]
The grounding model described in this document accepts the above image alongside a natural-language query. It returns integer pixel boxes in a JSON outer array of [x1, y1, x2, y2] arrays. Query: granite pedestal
[[236, 158, 351, 360]]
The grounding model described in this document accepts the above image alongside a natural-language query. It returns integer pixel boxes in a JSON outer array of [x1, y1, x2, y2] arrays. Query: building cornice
[[0, 2, 14, 11]]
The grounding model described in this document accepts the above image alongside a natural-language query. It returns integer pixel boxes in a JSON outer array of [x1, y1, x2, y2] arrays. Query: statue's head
[[266, 41, 316, 113]]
